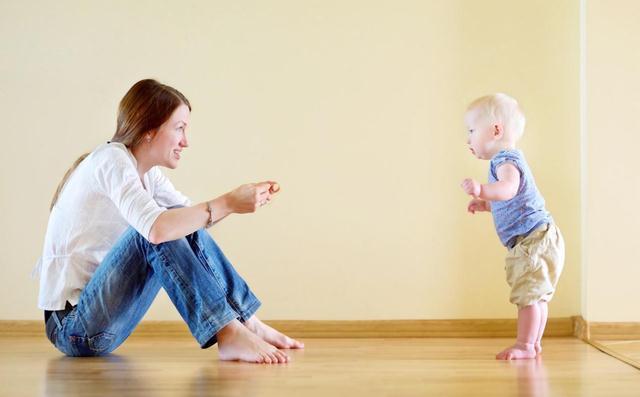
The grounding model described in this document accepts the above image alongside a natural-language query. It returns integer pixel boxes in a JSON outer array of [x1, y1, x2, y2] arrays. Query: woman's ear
[[145, 129, 157, 142]]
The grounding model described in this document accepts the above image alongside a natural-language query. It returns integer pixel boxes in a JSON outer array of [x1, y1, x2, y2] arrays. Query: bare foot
[[244, 316, 305, 349], [217, 320, 289, 364], [534, 342, 542, 356], [496, 342, 537, 360]]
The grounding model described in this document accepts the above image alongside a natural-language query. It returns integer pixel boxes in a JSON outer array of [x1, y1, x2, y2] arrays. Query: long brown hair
[[50, 79, 191, 211]]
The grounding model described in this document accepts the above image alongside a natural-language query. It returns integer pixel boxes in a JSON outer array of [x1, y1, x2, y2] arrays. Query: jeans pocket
[[63, 332, 115, 357], [63, 334, 91, 357], [88, 332, 116, 354]]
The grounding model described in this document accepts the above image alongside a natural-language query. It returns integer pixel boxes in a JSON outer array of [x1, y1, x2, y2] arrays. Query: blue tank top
[[489, 150, 551, 248]]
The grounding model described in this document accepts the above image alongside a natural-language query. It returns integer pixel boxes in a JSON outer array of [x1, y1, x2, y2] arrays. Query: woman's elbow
[[147, 230, 162, 245], [148, 222, 167, 245]]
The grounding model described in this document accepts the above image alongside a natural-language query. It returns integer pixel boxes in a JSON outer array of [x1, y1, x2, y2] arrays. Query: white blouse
[[36, 142, 191, 310]]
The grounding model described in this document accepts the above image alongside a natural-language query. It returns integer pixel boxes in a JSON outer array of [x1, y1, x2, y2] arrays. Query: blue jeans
[[45, 227, 261, 357]]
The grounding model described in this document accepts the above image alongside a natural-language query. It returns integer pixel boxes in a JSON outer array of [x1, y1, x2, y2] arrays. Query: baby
[[460, 93, 565, 360]]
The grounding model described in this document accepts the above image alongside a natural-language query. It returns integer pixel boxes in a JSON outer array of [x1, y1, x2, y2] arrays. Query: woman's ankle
[[217, 319, 243, 339]]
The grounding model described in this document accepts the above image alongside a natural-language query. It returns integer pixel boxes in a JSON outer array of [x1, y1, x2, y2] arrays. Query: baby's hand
[[461, 178, 481, 197], [467, 198, 489, 214]]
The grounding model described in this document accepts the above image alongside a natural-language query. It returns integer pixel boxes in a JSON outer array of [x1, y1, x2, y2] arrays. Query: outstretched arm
[[148, 181, 279, 244]]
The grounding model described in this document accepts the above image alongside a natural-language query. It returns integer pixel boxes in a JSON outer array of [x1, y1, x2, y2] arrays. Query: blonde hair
[[50, 79, 191, 211], [466, 93, 526, 141]]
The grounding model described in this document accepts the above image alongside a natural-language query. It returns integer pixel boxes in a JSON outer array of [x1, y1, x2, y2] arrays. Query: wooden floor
[[595, 339, 640, 369], [1, 336, 640, 396]]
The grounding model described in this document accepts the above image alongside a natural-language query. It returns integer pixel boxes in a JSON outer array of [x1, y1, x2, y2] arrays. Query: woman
[[36, 79, 303, 364]]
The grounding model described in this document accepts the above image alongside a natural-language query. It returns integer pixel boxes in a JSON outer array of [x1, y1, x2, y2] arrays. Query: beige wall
[[0, 1, 581, 321], [584, 0, 640, 322]]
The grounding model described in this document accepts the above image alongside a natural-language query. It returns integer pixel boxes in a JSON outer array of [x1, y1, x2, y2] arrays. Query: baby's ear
[[493, 124, 504, 139]]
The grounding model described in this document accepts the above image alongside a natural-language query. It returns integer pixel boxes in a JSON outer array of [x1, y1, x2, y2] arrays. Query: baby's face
[[464, 108, 499, 160]]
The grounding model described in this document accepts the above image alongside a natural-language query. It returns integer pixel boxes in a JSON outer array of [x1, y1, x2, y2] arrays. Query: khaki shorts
[[505, 223, 565, 309]]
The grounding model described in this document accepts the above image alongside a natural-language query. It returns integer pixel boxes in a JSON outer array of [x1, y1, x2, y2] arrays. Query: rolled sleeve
[[93, 151, 167, 241]]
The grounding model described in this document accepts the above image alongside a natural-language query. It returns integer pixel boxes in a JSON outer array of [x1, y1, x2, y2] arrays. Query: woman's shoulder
[[89, 142, 133, 167]]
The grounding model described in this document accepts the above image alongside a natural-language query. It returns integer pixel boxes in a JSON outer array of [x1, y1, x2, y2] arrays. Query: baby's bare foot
[[217, 320, 289, 364], [496, 342, 537, 360], [244, 316, 305, 349]]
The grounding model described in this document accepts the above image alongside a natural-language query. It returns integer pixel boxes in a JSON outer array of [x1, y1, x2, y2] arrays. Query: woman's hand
[[148, 181, 281, 244], [226, 181, 280, 214]]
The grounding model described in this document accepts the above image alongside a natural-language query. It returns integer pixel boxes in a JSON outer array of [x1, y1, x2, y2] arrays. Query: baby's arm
[[480, 163, 520, 201], [461, 163, 520, 201], [467, 198, 491, 214]]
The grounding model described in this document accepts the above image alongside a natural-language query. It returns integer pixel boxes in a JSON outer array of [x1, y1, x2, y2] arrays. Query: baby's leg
[[496, 304, 540, 360], [535, 301, 548, 355]]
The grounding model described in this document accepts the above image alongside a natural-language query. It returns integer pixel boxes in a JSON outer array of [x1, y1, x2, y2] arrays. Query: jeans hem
[[237, 299, 261, 323], [198, 309, 239, 349]]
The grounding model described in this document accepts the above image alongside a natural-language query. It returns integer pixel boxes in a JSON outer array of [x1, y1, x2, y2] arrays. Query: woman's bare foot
[[217, 319, 289, 364], [496, 342, 537, 360], [244, 316, 305, 349]]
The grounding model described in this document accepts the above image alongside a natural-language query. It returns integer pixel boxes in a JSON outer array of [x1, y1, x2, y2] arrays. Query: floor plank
[[1, 336, 639, 396], [594, 339, 640, 369]]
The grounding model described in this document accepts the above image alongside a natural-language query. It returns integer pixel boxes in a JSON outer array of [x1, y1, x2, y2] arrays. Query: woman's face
[[149, 104, 190, 169]]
